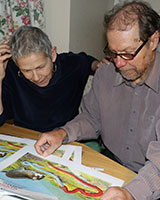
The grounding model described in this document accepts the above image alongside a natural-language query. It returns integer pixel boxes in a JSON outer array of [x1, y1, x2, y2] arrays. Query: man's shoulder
[[96, 62, 117, 77], [92, 62, 118, 87]]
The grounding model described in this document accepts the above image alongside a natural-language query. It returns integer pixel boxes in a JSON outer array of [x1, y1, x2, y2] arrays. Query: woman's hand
[[0, 42, 12, 81], [91, 58, 111, 71]]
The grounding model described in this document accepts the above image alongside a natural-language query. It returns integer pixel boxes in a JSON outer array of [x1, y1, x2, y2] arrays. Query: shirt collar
[[114, 51, 160, 92], [114, 70, 125, 86], [145, 51, 160, 93]]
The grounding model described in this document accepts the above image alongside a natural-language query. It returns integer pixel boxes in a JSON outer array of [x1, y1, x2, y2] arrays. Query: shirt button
[[129, 128, 133, 132], [126, 147, 129, 150]]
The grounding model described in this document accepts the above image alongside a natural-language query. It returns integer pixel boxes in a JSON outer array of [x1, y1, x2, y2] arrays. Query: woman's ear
[[151, 30, 159, 51], [51, 46, 57, 62]]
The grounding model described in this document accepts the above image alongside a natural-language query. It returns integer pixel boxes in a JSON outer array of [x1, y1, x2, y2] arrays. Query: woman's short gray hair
[[9, 26, 53, 62]]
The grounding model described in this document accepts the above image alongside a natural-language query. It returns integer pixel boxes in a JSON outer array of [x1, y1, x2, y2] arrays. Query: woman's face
[[16, 52, 53, 87]]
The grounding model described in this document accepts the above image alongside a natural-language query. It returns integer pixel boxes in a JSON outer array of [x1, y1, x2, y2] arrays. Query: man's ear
[[51, 46, 57, 62], [150, 30, 159, 51]]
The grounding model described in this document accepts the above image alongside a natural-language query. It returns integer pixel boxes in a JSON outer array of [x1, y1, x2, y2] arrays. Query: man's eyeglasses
[[103, 38, 148, 61]]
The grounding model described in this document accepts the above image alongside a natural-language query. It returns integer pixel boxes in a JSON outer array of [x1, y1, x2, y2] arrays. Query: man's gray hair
[[104, 0, 160, 42]]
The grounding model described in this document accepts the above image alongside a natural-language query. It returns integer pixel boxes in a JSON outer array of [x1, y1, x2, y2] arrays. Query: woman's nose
[[32, 71, 40, 81]]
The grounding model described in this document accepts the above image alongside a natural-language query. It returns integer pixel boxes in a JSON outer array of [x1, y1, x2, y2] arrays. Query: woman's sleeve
[[0, 77, 13, 125]]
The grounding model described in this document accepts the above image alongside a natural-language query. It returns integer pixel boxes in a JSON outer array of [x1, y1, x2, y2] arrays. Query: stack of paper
[[0, 134, 124, 200]]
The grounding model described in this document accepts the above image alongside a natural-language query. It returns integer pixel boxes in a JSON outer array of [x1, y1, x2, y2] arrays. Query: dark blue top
[[1, 52, 96, 132]]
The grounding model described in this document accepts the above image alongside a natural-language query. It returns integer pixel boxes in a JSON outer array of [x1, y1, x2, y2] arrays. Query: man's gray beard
[[119, 69, 141, 81]]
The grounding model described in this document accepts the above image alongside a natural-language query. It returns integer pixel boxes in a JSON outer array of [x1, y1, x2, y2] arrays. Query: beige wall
[[44, 1, 160, 57], [145, 0, 160, 14], [44, 0, 71, 53], [69, 0, 113, 59], [44, 0, 114, 59], [43, 0, 160, 95], [114, 0, 160, 11]]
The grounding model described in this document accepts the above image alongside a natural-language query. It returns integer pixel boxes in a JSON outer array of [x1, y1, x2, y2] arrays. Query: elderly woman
[[0, 26, 99, 133]]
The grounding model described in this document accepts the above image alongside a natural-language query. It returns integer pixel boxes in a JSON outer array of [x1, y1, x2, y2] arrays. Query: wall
[[69, 0, 113, 59], [44, 0, 71, 53], [43, 0, 160, 95], [114, 0, 160, 12], [140, 0, 160, 13], [44, 1, 160, 57], [44, 0, 114, 59]]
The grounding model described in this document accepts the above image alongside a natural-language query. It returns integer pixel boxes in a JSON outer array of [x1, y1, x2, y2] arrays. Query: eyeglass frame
[[103, 38, 149, 61]]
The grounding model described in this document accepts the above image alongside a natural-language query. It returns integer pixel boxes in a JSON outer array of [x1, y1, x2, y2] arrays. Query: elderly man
[[35, 1, 160, 199]]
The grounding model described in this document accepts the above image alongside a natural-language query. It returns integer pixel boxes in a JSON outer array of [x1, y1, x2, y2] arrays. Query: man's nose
[[115, 56, 127, 68]]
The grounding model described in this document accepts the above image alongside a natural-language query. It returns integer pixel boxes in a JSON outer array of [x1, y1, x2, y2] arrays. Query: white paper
[[0, 133, 124, 200], [0, 134, 82, 163]]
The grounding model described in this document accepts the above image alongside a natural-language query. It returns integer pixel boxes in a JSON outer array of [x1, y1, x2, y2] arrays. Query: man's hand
[[34, 129, 67, 157], [100, 187, 134, 200]]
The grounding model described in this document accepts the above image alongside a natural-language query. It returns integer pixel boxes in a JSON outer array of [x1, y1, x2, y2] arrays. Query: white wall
[[44, 0, 71, 53], [114, 0, 160, 13], [69, 0, 113, 59], [145, 0, 160, 14], [44, 0, 114, 58], [43, 0, 160, 94], [44, 1, 160, 57]]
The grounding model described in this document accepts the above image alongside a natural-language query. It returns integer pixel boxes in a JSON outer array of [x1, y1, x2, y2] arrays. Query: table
[[0, 123, 136, 185]]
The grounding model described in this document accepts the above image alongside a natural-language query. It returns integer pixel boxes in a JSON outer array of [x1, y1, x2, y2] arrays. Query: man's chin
[[121, 72, 140, 81]]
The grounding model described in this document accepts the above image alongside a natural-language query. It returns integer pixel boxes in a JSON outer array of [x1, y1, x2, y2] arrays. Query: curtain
[[0, 0, 45, 43]]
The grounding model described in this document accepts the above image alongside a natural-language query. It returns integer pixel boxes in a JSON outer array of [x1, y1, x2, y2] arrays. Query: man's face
[[106, 24, 154, 84], [16, 52, 53, 87]]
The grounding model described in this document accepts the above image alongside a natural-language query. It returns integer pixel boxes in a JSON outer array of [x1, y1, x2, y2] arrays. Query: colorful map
[[0, 139, 26, 162], [0, 153, 111, 200]]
